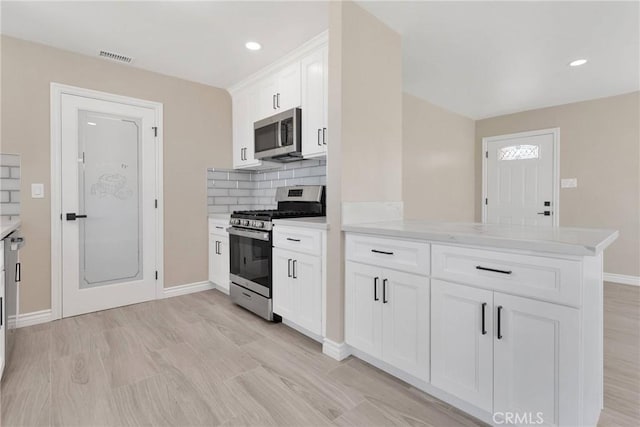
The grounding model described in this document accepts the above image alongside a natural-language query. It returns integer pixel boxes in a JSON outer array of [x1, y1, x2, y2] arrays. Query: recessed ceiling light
[[569, 59, 588, 67], [245, 41, 261, 51]]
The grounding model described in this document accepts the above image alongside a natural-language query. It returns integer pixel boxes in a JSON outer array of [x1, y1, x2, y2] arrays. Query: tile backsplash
[[207, 159, 326, 214], [0, 153, 21, 220]]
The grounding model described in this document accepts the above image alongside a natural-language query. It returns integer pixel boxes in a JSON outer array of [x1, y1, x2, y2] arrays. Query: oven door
[[228, 227, 272, 297]]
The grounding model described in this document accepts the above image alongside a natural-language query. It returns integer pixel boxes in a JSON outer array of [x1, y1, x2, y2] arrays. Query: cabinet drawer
[[209, 218, 229, 237], [346, 234, 430, 276], [273, 226, 323, 256], [432, 245, 582, 306]]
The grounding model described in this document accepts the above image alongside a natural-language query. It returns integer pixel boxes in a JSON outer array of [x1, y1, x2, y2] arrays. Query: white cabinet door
[[381, 269, 430, 382], [276, 62, 301, 112], [494, 293, 580, 427], [431, 280, 494, 412], [0, 265, 5, 379], [273, 248, 295, 320], [214, 236, 230, 293], [232, 84, 262, 169], [301, 47, 327, 158], [257, 76, 279, 121], [292, 252, 322, 335], [345, 262, 383, 359]]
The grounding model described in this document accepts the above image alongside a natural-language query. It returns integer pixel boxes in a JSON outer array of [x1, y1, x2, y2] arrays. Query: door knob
[[66, 213, 87, 220]]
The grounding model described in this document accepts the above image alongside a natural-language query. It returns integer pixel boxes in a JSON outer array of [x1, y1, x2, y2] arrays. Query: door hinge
[[155, 199, 158, 208], [152, 126, 158, 137], [155, 271, 158, 280], [485, 151, 488, 159], [485, 198, 488, 205]]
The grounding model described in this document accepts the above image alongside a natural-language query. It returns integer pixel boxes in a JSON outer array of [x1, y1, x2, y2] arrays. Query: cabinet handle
[[318, 129, 322, 146], [286, 237, 301, 242], [292, 259, 297, 279], [288, 259, 292, 278], [322, 127, 327, 145], [0, 296, 3, 326], [371, 249, 394, 256], [497, 305, 503, 339], [382, 279, 388, 303], [215, 226, 224, 230], [16, 262, 21, 282], [476, 265, 512, 275], [277, 93, 280, 108], [273, 94, 276, 110], [481, 302, 487, 335], [374, 277, 379, 301]]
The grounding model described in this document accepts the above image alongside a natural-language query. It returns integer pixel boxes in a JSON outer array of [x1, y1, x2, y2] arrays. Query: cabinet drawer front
[[273, 226, 323, 256], [346, 234, 430, 276], [432, 245, 581, 306], [208, 218, 229, 237]]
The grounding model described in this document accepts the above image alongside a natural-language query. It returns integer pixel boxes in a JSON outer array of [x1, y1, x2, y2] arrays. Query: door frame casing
[[50, 83, 164, 320], [481, 128, 560, 226]]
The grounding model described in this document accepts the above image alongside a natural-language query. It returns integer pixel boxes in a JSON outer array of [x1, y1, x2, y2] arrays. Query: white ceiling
[[2, 1, 638, 119], [0, 1, 329, 89], [358, 1, 640, 119]]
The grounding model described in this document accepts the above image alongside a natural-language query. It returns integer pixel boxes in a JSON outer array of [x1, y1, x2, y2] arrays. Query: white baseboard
[[9, 309, 53, 329], [604, 273, 640, 287], [282, 319, 323, 344], [322, 338, 351, 361], [163, 281, 215, 298]]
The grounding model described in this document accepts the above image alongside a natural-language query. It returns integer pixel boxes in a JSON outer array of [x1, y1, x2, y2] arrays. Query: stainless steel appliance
[[3, 230, 24, 377], [254, 108, 302, 162], [228, 185, 325, 321]]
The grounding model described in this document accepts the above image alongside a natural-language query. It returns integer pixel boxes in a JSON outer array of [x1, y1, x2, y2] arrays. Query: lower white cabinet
[[273, 247, 322, 335], [431, 280, 494, 412], [0, 244, 5, 379], [432, 279, 580, 425], [345, 261, 429, 382], [208, 231, 229, 294]]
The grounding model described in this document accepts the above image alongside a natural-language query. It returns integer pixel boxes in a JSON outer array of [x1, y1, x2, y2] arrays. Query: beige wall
[[1, 36, 232, 313], [325, 1, 403, 342], [403, 93, 476, 221], [476, 92, 640, 276]]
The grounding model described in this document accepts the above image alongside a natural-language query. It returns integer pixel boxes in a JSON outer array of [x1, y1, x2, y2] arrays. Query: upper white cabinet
[[229, 32, 328, 169], [301, 46, 328, 158]]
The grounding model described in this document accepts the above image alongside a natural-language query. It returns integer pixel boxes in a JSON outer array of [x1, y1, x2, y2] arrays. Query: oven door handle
[[227, 227, 271, 241]]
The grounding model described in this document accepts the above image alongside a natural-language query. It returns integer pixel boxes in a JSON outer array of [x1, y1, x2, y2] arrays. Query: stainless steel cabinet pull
[[374, 277, 379, 301], [66, 213, 87, 221], [0, 297, 2, 326], [537, 211, 552, 216], [318, 129, 322, 146], [292, 260, 297, 279], [288, 259, 292, 277], [371, 249, 394, 256], [216, 226, 224, 230], [322, 127, 327, 145], [382, 279, 388, 303], [476, 265, 512, 275], [481, 302, 487, 335], [286, 238, 301, 242], [273, 94, 276, 110], [277, 93, 280, 108], [497, 306, 503, 339]]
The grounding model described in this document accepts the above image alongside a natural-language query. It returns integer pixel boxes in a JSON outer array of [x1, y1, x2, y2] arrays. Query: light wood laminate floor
[[1, 283, 638, 426]]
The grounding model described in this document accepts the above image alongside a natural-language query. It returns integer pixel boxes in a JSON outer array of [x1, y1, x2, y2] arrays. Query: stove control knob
[[255, 222, 263, 229], [244, 220, 250, 226]]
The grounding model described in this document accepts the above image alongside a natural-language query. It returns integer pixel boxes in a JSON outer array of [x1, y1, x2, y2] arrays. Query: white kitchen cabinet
[[232, 84, 260, 169], [0, 243, 4, 379], [256, 62, 301, 121], [431, 280, 494, 412], [345, 259, 430, 382], [272, 223, 326, 338], [301, 46, 328, 158], [494, 292, 580, 427], [208, 219, 230, 294]]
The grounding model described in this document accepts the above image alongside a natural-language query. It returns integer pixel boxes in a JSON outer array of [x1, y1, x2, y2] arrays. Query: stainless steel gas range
[[228, 185, 325, 321]]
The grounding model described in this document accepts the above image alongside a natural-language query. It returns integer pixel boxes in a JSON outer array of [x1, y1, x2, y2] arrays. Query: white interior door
[[484, 130, 557, 226], [61, 94, 158, 317]]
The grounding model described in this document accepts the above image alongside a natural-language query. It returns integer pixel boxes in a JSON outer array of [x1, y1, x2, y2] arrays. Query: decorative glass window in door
[[497, 144, 539, 161]]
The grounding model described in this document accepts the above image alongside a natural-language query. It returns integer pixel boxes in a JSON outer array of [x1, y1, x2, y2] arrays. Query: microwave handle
[[278, 120, 284, 147]]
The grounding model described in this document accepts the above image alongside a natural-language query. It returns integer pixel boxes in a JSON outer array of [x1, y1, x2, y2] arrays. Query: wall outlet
[[561, 178, 578, 188], [31, 183, 45, 198]]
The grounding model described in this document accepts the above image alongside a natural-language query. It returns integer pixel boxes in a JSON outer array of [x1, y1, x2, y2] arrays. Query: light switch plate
[[31, 183, 45, 198], [561, 178, 578, 188]]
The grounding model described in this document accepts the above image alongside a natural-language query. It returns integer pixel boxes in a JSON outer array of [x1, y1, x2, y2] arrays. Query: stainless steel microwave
[[254, 108, 302, 162]]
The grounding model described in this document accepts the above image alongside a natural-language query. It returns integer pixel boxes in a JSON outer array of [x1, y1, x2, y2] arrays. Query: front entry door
[[484, 129, 557, 226], [61, 94, 158, 317]]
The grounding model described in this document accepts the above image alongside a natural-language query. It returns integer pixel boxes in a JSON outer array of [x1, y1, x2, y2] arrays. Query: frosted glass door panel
[[78, 110, 142, 288]]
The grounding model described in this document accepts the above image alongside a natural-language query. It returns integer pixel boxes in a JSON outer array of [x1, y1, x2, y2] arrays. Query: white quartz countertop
[[342, 220, 619, 256], [273, 217, 329, 230], [0, 218, 22, 240]]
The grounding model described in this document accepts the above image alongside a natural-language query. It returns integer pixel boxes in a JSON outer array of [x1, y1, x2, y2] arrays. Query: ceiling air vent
[[98, 50, 133, 63]]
